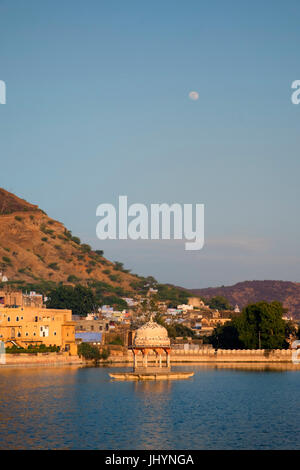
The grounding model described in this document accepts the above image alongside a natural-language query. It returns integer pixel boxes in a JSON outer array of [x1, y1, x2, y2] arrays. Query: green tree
[[46, 285, 99, 316], [108, 335, 124, 346], [237, 301, 286, 349], [208, 295, 232, 311], [209, 301, 288, 349], [78, 343, 101, 362], [210, 321, 243, 349], [103, 296, 127, 311], [78, 343, 110, 363]]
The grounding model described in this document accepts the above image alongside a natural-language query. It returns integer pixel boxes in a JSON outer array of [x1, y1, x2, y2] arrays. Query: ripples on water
[[0, 364, 299, 449]]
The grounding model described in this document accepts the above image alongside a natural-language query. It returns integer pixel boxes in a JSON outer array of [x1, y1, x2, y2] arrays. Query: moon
[[188, 91, 199, 101]]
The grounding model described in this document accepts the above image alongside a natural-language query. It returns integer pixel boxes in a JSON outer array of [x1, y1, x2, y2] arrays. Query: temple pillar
[[165, 348, 171, 368], [141, 348, 148, 368], [167, 353, 170, 368], [133, 349, 139, 370]]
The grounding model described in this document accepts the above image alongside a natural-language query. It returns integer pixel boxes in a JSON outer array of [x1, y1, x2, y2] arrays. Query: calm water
[[0, 364, 299, 450]]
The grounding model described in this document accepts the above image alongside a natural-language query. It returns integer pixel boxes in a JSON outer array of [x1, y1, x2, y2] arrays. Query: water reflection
[[133, 379, 173, 394], [173, 363, 300, 372], [0, 365, 300, 449]]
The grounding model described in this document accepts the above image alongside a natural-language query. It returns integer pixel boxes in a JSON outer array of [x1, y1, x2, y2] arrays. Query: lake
[[0, 364, 299, 449]]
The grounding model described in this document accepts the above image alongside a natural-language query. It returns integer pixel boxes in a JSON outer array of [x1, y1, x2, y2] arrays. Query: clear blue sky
[[1, 0, 300, 288]]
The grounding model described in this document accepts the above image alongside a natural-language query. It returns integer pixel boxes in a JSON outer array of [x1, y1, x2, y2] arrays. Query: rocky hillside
[[0, 188, 139, 291], [190, 280, 300, 319]]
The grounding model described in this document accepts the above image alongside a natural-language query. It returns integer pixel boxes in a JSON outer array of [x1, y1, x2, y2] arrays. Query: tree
[[78, 343, 110, 363], [284, 320, 298, 348], [108, 335, 124, 346], [208, 295, 233, 311], [209, 301, 288, 349], [46, 285, 99, 316], [103, 296, 127, 311], [114, 261, 124, 271], [237, 301, 286, 349], [210, 321, 243, 349], [78, 343, 101, 362]]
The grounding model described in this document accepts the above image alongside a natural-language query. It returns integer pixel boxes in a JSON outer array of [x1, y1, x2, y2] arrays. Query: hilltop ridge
[[0, 188, 40, 215], [0, 188, 138, 291], [190, 280, 300, 318]]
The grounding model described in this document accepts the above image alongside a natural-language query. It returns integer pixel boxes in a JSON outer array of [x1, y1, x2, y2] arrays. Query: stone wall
[[170, 348, 292, 363], [0, 348, 294, 367], [2, 352, 83, 366], [106, 348, 293, 364]]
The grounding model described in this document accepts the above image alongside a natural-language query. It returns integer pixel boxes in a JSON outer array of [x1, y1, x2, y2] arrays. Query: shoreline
[[1, 362, 300, 371], [0, 348, 297, 369]]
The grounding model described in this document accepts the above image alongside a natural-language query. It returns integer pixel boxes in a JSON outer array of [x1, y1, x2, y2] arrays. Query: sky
[[0, 0, 300, 288]]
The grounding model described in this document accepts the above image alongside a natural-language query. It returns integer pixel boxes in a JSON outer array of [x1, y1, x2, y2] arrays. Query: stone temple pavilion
[[109, 315, 194, 381], [132, 315, 171, 371]]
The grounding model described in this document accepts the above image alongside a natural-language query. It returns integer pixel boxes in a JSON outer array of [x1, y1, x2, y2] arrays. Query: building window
[[17, 332, 21, 338], [7, 317, 10, 322], [40, 326, 49, 338], [54, 332, 56, 336], [16, 316, 19, 322], [25, 332, 28, 336]]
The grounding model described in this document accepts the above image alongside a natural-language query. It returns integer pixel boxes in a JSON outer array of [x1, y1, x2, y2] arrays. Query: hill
[[0, 188, 189, 307], [0, 188, 140, 292], [190, 280, 300, 318]]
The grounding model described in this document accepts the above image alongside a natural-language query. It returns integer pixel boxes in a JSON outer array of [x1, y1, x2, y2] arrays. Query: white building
[[177, 304, 193, 312]]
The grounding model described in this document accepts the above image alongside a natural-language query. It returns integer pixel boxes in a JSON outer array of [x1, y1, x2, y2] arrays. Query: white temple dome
[[133, 315, 170, 348]]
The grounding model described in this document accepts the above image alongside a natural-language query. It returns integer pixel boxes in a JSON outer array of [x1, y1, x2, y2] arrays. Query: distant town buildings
[[188, 297, 206, 308], [0, 290, 43, 308], [177, 304, 194, 312], [122, 297, 138, 307], [75, 331, 102, 346]]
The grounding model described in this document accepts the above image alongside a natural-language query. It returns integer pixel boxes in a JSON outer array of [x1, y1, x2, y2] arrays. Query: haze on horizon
[[1, 0, 300, 288]]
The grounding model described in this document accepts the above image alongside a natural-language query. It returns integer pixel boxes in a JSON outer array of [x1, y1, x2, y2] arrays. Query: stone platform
[[109, 370, 194, 381]]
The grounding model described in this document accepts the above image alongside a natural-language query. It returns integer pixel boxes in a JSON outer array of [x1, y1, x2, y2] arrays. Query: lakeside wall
[[108, 348, 293, 364], [2, 352, 83, 367], [0, 348, 294, 367]]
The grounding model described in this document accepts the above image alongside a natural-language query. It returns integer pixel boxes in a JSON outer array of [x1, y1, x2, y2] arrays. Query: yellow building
[[0, 307, 77, 354], [0, 290, 23, 307], [0, 289, 44, 308]]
